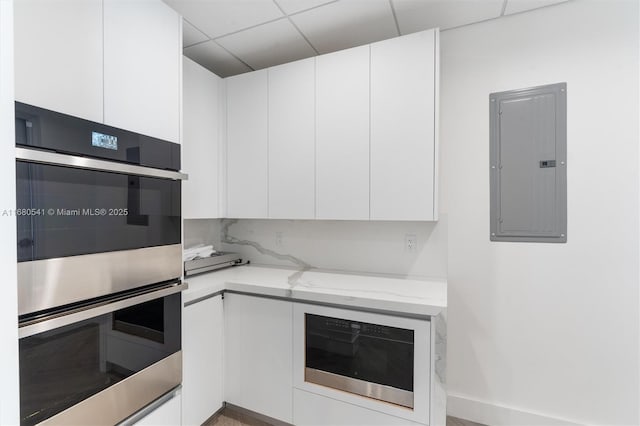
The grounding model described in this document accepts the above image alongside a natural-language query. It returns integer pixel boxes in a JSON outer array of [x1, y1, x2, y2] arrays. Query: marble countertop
[[183, 264, 447, 317]]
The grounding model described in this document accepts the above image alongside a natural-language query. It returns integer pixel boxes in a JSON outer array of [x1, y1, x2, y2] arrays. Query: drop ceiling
[[164, 0, 569, 78]]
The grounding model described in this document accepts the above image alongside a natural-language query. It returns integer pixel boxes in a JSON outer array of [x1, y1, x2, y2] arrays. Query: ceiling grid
[[164, 0, 570, 77]]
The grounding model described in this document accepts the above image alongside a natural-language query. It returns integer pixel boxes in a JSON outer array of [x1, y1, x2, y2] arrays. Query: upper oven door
[[16, 158, 182, 317], [16, 160, 181, 262]]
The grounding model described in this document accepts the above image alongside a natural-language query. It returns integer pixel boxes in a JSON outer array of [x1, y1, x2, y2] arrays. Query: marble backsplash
[[185, 216, 447, 278]]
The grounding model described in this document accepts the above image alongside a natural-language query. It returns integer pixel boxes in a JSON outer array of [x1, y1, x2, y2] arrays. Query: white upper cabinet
[[315, 45, 370, 220], [222, 28, 438, 221], [14, 0, 103, 122], [104, 0, 181, 143], [268, 58, 316, 219], [370, 29, 439, 221], [182, 57, 224, 218], [226, 70, 269, 218]]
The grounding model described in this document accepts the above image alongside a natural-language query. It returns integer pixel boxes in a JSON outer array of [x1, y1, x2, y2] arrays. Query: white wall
[[0, 0, 19, 423], [441, 1, 639, 425]]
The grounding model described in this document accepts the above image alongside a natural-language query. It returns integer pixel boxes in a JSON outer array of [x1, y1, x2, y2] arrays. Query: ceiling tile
[[183, 19, 208, 47], [392, 0, 504, 34], [290, 0, 398, 54], [504, 0, 569, 15], [274, 0, 336, 15], [164, 0, 283, 39], [216, 18, 316, 70], [184, 40, 252, 78]]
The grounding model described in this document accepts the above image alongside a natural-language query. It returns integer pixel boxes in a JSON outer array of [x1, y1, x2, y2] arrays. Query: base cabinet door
[[224, 293, 292, 423], [133, 392, 181, 426], [182, 295, 223, 425], [293, 389, 423, 426]]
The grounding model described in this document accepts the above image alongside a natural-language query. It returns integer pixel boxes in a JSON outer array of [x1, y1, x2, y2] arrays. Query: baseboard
[[447, 393, 583, 426]]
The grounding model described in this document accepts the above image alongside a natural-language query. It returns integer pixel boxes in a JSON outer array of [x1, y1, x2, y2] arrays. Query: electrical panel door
[[490, 83, 567, 242]]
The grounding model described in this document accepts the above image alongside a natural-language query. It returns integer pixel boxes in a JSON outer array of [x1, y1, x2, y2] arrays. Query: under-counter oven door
[[15, 158, 182, 317], [18, 283, 185, 426], [305, 313, 415, 407], [293, 303, 431, 425]]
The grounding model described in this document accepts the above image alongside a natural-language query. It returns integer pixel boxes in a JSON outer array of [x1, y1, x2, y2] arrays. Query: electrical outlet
[[275, 231, 284, 248], [405, 234, 417, 253]]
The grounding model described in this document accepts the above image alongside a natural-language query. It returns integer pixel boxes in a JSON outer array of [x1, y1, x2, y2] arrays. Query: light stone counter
[[183, 264, 446, 317]]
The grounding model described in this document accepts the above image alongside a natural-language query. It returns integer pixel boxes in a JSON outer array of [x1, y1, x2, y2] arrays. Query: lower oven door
[[18, 283, 184, 426]]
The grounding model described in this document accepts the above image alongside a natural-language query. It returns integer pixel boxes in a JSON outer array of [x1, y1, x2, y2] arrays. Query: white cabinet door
[[182, 57, 224, 219], [268, 58, 315, 219], [226, 70, 268, 218], [133, 392, 181, 426], [104, 0, 181, 143], [13, 0, 103, 122], [370, 29, 438, 221], [293, 389, 423, 426], [224, 293, 292, 423], [316, 45, 370, 220], [182, 295, 223, 426]]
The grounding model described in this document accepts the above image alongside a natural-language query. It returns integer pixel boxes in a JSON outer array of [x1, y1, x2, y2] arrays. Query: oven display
[[91, 131, 118, 150]]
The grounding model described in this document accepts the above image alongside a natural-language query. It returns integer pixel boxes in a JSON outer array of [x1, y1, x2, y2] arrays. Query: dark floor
[[206, 407, 485, 426]]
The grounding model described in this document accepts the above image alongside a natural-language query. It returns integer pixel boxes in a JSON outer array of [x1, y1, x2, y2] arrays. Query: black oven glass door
[[19, 293, 181, 426], [305, 314, 414, 393], [16, 161, 181, 262]]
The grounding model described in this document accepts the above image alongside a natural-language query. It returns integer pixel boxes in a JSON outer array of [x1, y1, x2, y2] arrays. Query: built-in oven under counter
[[294, 303, 433, 425]]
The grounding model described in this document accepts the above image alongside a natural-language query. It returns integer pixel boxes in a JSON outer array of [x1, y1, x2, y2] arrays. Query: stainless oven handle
[[16, 147, 188, 181], [19, 282, 188, 339]]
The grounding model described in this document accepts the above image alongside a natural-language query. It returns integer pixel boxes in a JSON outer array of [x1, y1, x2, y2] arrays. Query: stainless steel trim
[[118, 386, 181, 425], [18, 244, 183, 317], [224, 289, 433, 321], [183, 290, 223, 307], [305, 367, 414, 409], [184, 261, 238, 276], [19, 282, 187, 338], [16, 146, 188, 180], [39, 351, 182, 426]]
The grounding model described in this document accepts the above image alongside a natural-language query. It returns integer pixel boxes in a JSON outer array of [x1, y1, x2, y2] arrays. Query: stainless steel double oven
[[15, 102, 186, 425]]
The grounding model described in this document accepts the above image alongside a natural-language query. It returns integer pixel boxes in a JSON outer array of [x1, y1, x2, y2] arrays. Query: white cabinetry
[[13, 0, 181, 144], [293, 389, 423, 426], [183, 57, 225, 218], [182, 294, 224, 425], [224, 293, 292, 423], [133, 392, 181, 426], [222, 29, 438, 221], [103, 0, 181, 143], [13, 0, 103, 122], [370, 29, 438, 220], [268, 58, 315, 219], [226, 70, 268, 218], [315, 45, 370, 220]]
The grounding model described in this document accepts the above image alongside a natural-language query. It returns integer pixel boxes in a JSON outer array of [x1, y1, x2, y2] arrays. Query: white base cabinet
[[293, 389, 423, 426], [182, 295, 223, 426], [132, 392, 181, 426], [224, 293, 293, 423]]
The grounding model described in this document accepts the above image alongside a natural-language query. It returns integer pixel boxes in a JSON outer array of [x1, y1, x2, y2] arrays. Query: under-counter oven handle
[[18, 282, 188, 339], [15, 147, 189, 180]]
